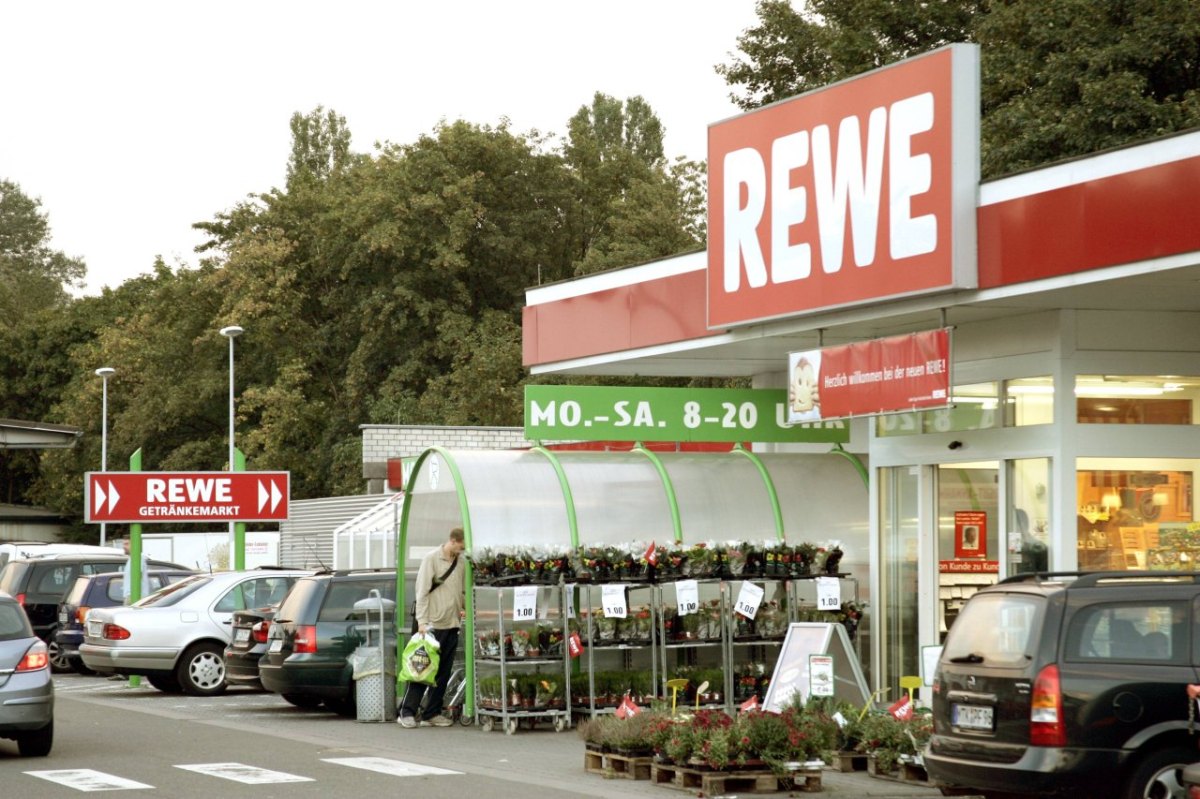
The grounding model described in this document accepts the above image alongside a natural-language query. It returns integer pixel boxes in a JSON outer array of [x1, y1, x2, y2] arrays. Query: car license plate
[[59, 610, 68, 625], [268, 639, 283, 653], [234, 628, 250, 644], [952, 703, 994, 731]]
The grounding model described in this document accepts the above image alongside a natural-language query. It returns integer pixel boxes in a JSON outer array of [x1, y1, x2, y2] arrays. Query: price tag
[[512, 585, 538, 621], [676, 580, 700, 616], [602, 584, 628, 619], [734, 581, 764, 619], [809, 654, 835, 696], [565, 584, 576, 619], [816, 577, 841, 611]]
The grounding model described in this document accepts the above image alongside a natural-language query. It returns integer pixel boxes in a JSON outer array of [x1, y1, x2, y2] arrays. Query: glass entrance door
[[936, 461, 1000, 639]]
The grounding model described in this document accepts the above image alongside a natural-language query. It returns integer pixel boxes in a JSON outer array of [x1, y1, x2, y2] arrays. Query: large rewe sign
[[708, 44, 979, 328], [85, 471, 290, 523]]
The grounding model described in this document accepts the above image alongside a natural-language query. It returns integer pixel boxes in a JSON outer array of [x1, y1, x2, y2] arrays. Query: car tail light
[[293, 625, 317, 654], [14, 593, 25, 606], [103, 623, 131, 641], [252, 621, 269, 644], [1030, 664, 1065, 746], [1190, 786, 1200, 799], [76, 606, 91, 624], [16, 641, 48, 672]]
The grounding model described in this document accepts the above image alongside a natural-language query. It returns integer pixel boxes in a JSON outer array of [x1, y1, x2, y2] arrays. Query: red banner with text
[[787, 328, 950, 421]]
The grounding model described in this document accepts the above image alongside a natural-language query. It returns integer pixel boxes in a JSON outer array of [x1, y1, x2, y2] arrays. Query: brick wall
[[359, 425, 534, 492]]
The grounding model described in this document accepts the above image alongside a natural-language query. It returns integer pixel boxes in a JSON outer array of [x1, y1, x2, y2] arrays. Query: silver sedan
[[80, 569, 310, 696], [0, 591, 53, 756]]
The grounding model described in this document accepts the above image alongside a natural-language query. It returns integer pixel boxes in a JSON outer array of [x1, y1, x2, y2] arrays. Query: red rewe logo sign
[[707, 44, 979, 329], [85, 471, 290, 523]]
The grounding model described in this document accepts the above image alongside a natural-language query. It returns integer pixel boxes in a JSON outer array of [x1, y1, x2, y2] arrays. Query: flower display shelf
[[649, 762, 812, 794], [583, 748, 652, 780]]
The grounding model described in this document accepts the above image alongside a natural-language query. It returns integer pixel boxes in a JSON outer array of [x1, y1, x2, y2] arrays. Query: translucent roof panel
[[656, 452, 779, 544], [554, 452, 675, 545], [406, 450, 572, 553]]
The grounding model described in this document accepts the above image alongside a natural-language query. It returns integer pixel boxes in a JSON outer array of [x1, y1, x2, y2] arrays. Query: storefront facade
[[522, 45, 1200, 699]]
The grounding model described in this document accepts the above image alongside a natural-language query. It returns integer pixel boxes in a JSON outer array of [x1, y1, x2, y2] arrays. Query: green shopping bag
[[399, 632, 440, 685]]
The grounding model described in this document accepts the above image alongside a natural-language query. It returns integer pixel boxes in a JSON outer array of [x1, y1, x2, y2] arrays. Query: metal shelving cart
[[575, 581, 658, 719], [473, 582, 571, 734]]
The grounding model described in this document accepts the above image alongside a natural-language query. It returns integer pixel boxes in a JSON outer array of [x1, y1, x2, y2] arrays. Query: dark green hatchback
[[258, 570, 398, 715]]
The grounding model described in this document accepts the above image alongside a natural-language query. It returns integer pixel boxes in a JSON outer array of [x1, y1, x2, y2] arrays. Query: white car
[[80, 569, 311, 696]]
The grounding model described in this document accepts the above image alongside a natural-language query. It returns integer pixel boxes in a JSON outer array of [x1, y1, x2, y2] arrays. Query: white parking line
[[322, 757, 463, 776], [24, 769, 153, 791], [175, 763, 314, 784]]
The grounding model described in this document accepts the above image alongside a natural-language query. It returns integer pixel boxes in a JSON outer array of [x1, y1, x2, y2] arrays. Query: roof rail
[[1066, 570, 1200, 588], [997, 571, 1088, 585]]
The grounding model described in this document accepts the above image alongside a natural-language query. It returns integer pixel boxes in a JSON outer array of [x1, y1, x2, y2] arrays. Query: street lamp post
[[219, 326, 244, 568], [94, 367, 115, 547]]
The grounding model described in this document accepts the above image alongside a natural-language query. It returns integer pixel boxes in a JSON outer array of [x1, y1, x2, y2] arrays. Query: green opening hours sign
[[523, 385, 849, 444]]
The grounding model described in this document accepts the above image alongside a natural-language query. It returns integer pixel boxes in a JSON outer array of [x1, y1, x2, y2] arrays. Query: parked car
[[0, 552, 187, 672], [0, 542, 116, 569], [0, 591, 53, 756], [224, 604, 281, 690], [925, 570, 1200, 799], [79, 568, 309, 696], [55, 569, 195, 674], [259, 569, 400, 715]]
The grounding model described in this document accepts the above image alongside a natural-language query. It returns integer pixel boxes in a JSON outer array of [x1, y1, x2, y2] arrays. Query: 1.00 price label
[[734, 582, 764, 620], [676, 580, 699, 616]]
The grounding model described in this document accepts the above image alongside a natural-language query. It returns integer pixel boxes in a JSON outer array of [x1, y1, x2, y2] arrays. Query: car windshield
[[134, 574, 212, 607], [943, 592, 1045, 667]]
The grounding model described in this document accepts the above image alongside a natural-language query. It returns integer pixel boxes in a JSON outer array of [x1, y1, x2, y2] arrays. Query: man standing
[[398, 527, 465, 728]]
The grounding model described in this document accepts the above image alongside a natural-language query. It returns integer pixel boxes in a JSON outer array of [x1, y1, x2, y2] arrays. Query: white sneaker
[[421, 715, 453, 727], [397, 716, 418, 728]]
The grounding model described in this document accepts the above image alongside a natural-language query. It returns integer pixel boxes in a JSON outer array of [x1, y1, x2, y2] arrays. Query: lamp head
[[95, 367, 115, 378], [219, 325, 244, 338]]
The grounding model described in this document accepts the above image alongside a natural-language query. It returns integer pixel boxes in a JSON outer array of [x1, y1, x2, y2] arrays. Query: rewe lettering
[[723, 92, 936, 292], [146, 478, 233, 504]]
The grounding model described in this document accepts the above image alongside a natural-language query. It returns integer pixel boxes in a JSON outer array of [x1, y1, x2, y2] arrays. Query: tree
[[716, 1, 1200, 179], [562, 93, 705, 274], [0, 179, 86, 326]]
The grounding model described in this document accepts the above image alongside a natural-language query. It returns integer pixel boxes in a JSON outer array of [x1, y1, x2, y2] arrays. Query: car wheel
[[325, 693, 357, 717], [176, 642, 227, 697], [281, 693, 324, 709], [147, 673, 183, 693], [69, 657, 96, 676], [17, 721, 53, 757], [46, 638, 71, 673], [1122, 745, 1193, 799]]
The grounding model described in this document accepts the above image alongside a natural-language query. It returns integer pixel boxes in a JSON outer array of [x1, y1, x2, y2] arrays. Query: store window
[[1008, 459, 1050, 575], [1005, 377, 1054, 426], [1076, 458, 1199, 571], [877, 382, 1000, 437], [1076, 375, 1200, 424]]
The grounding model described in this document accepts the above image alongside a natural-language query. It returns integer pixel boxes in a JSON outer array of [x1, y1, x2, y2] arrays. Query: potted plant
[[476, 628, 501, 657], [683, 541, 719, 578], [510, 628, 531, 657], [701, 598, 724, 640], [721, 541, 748, 577], [792, 542, 818, 576]]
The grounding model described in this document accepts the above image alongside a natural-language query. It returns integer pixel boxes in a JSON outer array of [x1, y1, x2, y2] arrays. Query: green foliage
[[717, 0, 1200, 178], [0, 179, 86, 325], [852, 710, 933, 773]]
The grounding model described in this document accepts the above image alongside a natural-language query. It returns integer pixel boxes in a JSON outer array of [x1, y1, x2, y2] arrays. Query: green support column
[[234, 448, 246, 571], [128, 448, 143, 688]]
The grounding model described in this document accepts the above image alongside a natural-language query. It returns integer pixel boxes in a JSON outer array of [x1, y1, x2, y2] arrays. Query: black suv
[[258, 570, 400, 715], [926, 571, 1200, 799], [0, 553, 185, 671]]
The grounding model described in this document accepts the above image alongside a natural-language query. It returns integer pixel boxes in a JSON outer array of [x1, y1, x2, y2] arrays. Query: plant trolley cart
[[473, 582, 571, 734]]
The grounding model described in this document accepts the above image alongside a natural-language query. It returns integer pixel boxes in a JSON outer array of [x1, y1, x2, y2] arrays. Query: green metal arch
[[830, 443, 869, 488], [396, 447, 477, 717], [531, 445, 580, 549], [632, 444, 683, 543], [730, 445, 786, 542]]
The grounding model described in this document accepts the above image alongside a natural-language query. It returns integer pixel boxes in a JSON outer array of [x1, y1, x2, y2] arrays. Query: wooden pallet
[[867, 757, 930, 785], [583, 750, 652, 780], [831, 751, 868, 772], [650, 763, 809, 794]]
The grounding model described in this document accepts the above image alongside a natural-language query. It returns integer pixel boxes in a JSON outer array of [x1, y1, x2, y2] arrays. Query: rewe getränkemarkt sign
[[85, 471, 290, 524], [523, 385, 848, 444]]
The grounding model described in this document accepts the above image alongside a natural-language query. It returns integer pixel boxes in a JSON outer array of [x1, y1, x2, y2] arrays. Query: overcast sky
[[1, 1, 762, 295]]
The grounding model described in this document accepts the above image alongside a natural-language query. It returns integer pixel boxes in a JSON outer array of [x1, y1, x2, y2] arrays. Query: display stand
[[473, 583, 571, 734], [576, 582, 658, 719], [657, 578, 727, 710]]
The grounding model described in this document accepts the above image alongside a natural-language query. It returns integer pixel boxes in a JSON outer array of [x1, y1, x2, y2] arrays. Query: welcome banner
[[787, 328, 950, 421]]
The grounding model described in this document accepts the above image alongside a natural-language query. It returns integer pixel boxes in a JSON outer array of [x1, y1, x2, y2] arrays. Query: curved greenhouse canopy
[[397, 446, 867, 570]]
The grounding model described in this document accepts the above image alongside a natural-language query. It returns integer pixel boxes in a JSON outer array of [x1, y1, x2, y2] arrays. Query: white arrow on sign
[[257, 480, 283, 513], [93, 480, 120, 514]]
